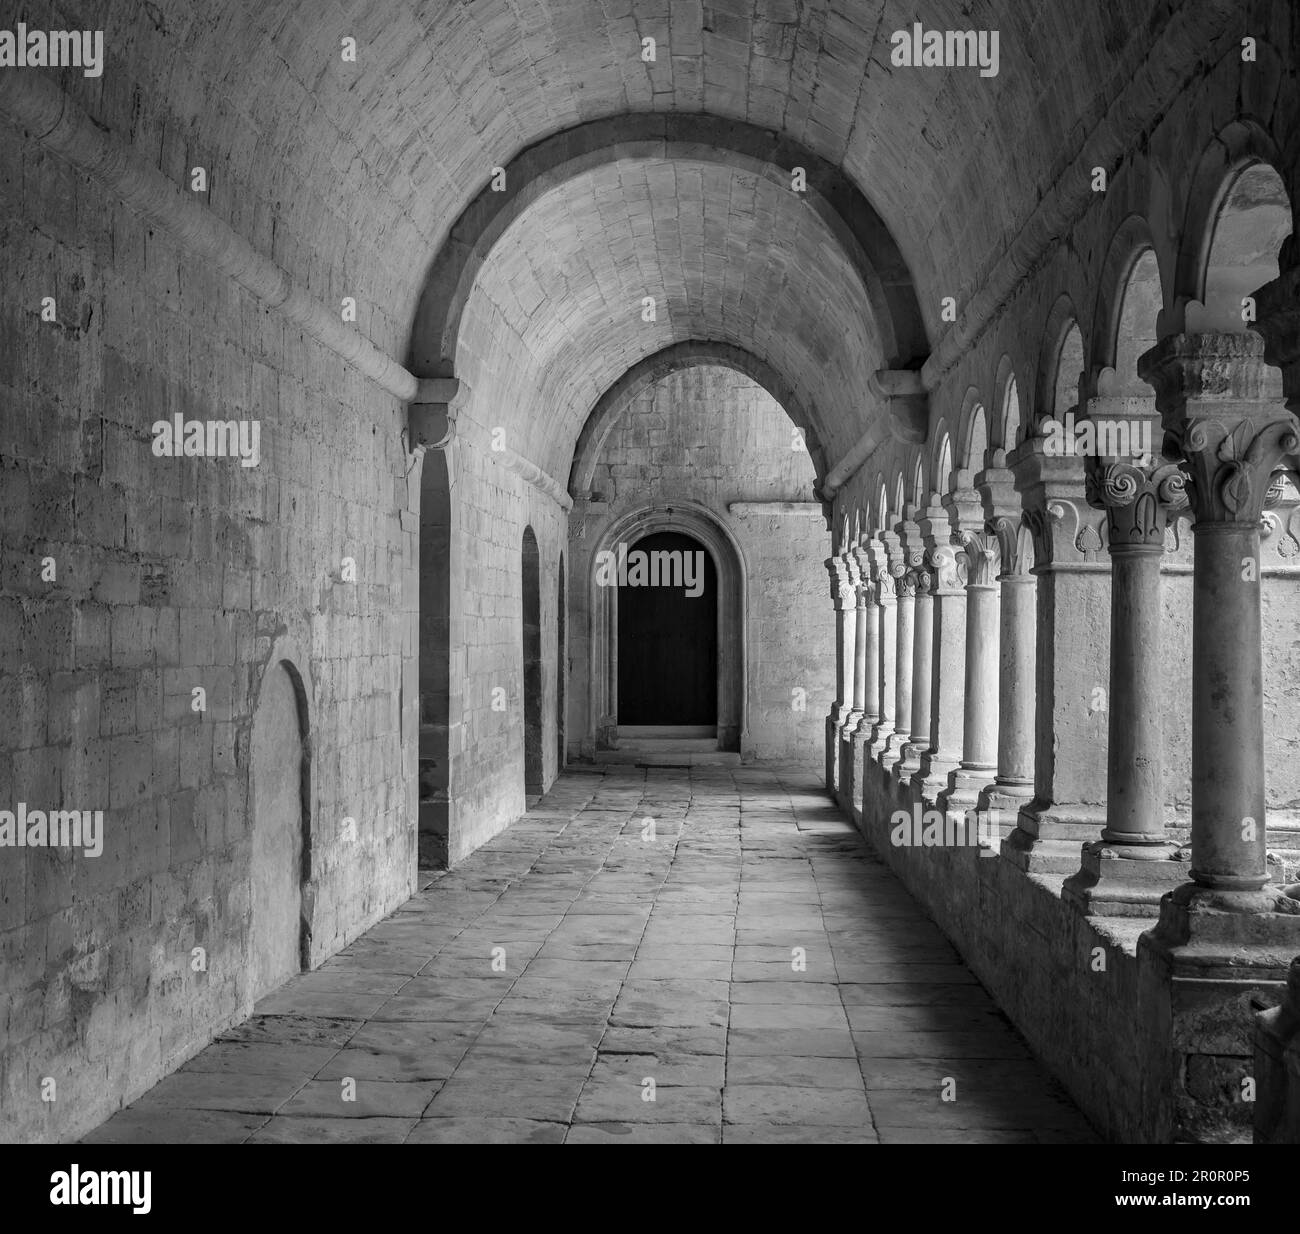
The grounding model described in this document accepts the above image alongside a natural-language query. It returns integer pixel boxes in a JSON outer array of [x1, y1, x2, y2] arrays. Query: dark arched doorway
[[617, 530, 717, 727], [522, 527, 543, 799]]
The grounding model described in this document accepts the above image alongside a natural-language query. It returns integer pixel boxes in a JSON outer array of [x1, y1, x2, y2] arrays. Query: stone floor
[[83, 765, 1098, 1144]]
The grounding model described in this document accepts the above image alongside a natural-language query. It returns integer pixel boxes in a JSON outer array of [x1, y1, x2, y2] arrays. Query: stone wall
[[0, 109, 416, 1144], [443, 410, 567, 865]]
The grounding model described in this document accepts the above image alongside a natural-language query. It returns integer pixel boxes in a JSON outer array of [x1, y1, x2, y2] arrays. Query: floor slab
[[84, 765, 1096, 1145]]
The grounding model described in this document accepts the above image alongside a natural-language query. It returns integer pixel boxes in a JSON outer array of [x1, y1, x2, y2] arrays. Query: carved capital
[[1086, 457, 1190, 549], [826, 556, 854, 608], [928, 542, 967, 593], [1024, 498, 1108, 565], [891, 562, 917, 599], [1177, 416, 1300, 525], [960, 529, 1002, 586], [988, 515, 1035, 578]]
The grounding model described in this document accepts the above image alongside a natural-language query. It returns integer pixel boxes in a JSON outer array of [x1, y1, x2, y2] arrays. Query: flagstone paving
[[83, 765, 1098, 1145]]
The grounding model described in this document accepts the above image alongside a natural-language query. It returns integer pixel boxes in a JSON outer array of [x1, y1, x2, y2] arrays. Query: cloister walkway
[[83, 766, 1096, 1144]]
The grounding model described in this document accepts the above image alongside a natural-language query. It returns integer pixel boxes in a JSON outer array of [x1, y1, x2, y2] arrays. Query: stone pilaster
[[1065, 444, 1193, 916], [1001, 427, 1111, 873]]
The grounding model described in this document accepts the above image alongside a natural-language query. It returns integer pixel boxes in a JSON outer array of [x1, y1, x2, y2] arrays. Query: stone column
[[1064, 445, 1191, 915], [852, 544, 881, 750], [1137, 329, 1300, 1146], [1140, 333, 1300, 911], [898, 560, 934, 784], [944, 528, 1000, 814], [1001, 426, 1111, 873], [870, 532, 900, 761], [882, 556, 916, 771], [979, 466, 1035, 839], [825, 555, 856, 792], [916, 542, 967, 802]]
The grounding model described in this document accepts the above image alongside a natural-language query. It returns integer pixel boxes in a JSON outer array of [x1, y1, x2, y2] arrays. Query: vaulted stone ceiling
[[455, 157, 878, 475], [45, 0, 1198, 472]]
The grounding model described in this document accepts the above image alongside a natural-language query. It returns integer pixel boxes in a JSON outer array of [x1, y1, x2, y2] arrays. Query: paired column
[[852, 544, 882, 743], [945, 527, 1001, 814], [981, 465, 1037, 829], [898, 558, 933, 782], [916, 541, 967, 800], [882, 551, 917, 770], [825, 555, 857, 792], [870, 532, 901, 761], [1140, 332, 1300, 916], [1001, 428, 1112, 873], [1064, 440, 1191, 914]]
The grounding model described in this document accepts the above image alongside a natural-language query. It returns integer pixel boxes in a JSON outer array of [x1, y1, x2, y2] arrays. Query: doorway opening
[[616, 530, 718, 731], [522, 526, 543, 799]]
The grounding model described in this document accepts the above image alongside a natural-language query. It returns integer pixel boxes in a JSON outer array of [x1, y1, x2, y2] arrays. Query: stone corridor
[[83, 768, 1094, 1145]]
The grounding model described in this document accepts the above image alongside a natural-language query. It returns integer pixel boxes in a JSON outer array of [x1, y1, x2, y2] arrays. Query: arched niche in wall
[[248, 640, 312, 1004], [522, 526, 544, 799]]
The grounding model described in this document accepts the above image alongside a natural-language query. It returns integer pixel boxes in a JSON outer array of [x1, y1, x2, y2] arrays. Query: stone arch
[[1037, 297, 1086, 423], [874, 476, 889, 534], [1173, 119, 1293, 335], [1089, 216, 1164, 397], [522, 526, 543, 799], [991, 353, 1020, 452], [568, 341, 829, 498], [932, 428, 954, 495], [893, 473, 907, 524], [911, 455, 926, 509], [406, 114, 929, 379], [961, 400, 989, 473], [248, 639, 312, 1003], [587, 501, 747, 754]]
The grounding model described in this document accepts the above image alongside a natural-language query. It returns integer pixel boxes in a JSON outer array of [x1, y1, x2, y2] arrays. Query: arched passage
[[568, 340, 830, 497], [406, 113, 928, 379], [522, 527, 543, 800]]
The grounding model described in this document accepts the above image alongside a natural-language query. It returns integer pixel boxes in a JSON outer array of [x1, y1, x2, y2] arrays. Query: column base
[[937, 764, 994, 813], [1061, 840, 1192, 917], [1000, 801, 1106, 874], [915, 757, 961, 806], [894, 744, 925, 786], [1140, 882, 1300, 1143], [880, 730, 909, 769]]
